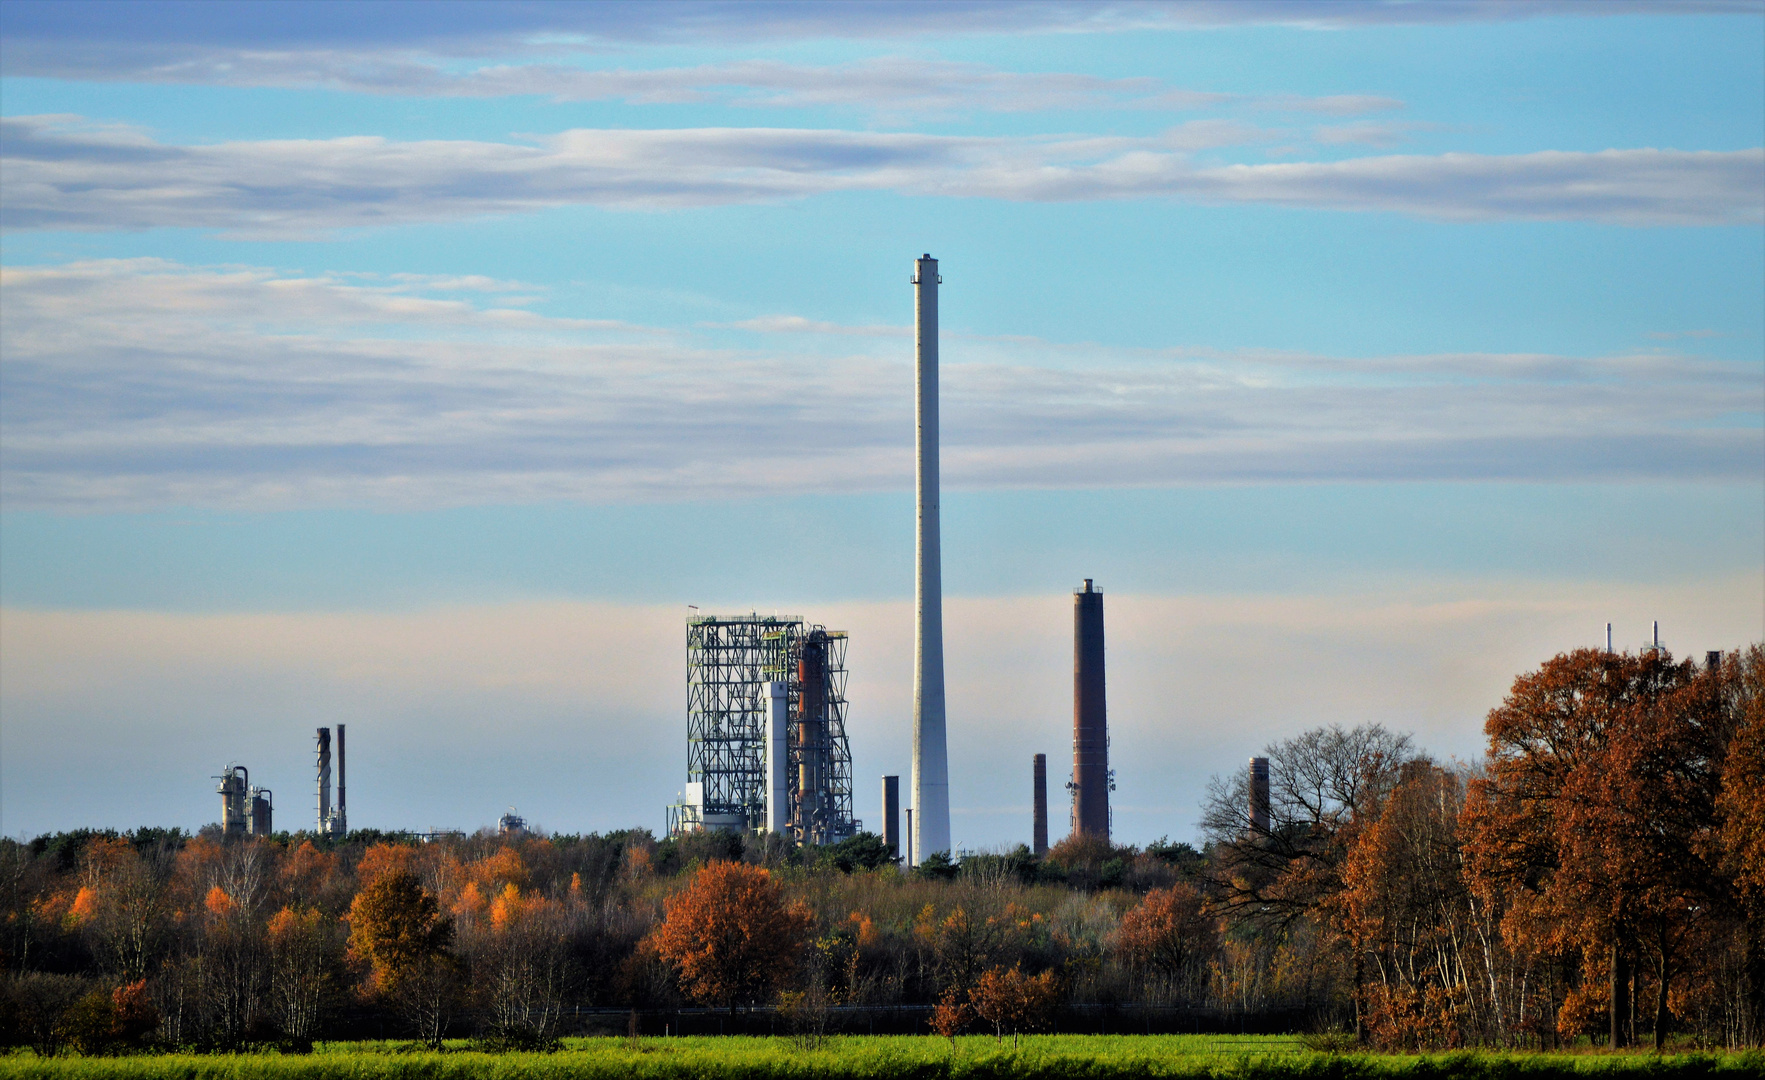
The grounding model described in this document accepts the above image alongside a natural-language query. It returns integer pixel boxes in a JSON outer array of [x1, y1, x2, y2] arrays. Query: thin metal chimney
[[1707, 650, 1723, 671], [315, 728, 331, 835], [1032, 753, 1048, 857], [882, 775, 900, 861], [1071, 579, 1109, 840], [1250, 757, 1271, 834], [1653, 621, 1660, 651], [911, 253, 950, 865], [335, 723, 346, 836], [1606, 623, 1613, 653]]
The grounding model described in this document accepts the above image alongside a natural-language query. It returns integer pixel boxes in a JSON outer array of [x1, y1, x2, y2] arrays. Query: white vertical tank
[[765, 680, 790, 835], [912, 253, 951, 864]]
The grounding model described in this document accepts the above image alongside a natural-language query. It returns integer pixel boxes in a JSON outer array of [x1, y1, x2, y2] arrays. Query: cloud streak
[[5, 117, 1759, 233], [2, 2, 1750, 66], [1, 258, 1756, 511]]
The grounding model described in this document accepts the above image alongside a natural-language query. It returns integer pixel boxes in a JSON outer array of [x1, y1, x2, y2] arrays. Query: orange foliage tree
[[347, 870, 452, 991], [1462, 647, 1733, 1050], [969, 964, 1058, 1045], [1114, 882, 1216, 1001], [1336, 761, 1473, 1049], [648, 860, 811, 1014], [346, 870, 458, 1047]]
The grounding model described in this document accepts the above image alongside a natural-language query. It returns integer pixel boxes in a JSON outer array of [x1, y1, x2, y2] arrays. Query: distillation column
[[315, 728, 332, 835]]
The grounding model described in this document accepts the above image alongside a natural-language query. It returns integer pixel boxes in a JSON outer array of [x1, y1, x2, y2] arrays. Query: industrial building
[[668, 614, 858, 846], [215, 765, 272, 837], [1069, 579, 1112, 839]]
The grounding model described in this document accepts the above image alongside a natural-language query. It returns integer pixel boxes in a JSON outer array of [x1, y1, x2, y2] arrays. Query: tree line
[[0, 644, 1759, 1053]]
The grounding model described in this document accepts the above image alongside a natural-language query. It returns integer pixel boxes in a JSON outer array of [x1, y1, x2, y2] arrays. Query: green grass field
[[2, 1035, 1761, 1079]]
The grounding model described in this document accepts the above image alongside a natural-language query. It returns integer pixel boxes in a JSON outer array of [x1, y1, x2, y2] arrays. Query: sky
[[1, 0, 1761, 849]]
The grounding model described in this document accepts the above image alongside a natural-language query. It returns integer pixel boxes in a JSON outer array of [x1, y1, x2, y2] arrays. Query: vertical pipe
[[316, 727, 331, 836], [912, 253, 950, 865], [1032, 753, 1048, 857], [765, 681, 789, 835], [336, 723, 346, 835], [1653, 621, 1659, 651], [1249, 757, 1271, 834], [882, 775, 900, 860], [905, 807, 914, 867], [1607, 622, 1613, 653], [1072, 579, 1108, 840], [799, 633, 829, 844]]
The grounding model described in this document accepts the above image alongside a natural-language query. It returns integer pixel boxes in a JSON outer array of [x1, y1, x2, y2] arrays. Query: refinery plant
[[666, 614, 859, 845], [199, 256, 1155, 859]]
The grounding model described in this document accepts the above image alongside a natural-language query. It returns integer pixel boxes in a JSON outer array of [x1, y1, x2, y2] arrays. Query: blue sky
[[2, 0, 1761, 846]]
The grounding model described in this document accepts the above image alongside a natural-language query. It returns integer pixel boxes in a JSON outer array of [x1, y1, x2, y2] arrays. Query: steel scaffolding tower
[[672, 614, 856, 844]]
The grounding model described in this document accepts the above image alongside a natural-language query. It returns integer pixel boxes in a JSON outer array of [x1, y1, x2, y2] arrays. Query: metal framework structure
[[671, 614, 856, 844]]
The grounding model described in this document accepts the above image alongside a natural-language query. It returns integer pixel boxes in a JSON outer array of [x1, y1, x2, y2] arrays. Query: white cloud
[[719, 315, 910, 337], [5, 116, 1759, 233], [2, 54, 1239, 115], [0, 258, 1757, 512], [1262, 94, 1406, 116], [1311, 120, 1435, 148]]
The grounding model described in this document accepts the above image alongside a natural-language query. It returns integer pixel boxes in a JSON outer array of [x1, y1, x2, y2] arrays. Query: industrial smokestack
[[315, 728, 331, 835], [1606, 623, 1613, 653], [336, 723, 346, 836], [882, 775, 900, 860], [1071, 579, 1108, 840], [1653, 621, 1660, 651], [912, 253, 950, 865], [1708, 650, 1723, 671], [1032, 753, 1048, 857], [1250, 757, 1271, 834]]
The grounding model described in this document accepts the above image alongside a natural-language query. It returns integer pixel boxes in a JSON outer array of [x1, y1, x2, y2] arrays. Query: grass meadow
[[2, 1035, 1763, 1079]]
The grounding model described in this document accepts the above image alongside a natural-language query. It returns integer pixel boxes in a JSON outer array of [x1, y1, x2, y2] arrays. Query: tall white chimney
[[912, 253, 951, 864]]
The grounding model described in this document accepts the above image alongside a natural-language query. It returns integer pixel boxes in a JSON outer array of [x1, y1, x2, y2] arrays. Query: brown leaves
[[969, 963, 1059, 1044], [647, 860, 811, 1012], [1114, 882, 1215, 978]]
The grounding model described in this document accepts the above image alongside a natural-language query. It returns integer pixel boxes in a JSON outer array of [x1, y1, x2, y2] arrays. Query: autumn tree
[[969, 964, 1058, 1045], [1335, 760, 1478, 1049], [266, 906, 343, 1049], [1201, 724, 1417, 928], [649, 861, 812, 1015], [1462, 647, 1733, 1050], [1114, 883, 1216, 1003], [929, 985, 973, 1045], [472, 883, 573, 1049], [347, 870, 458, 1047], [1715, 645, 1765, 1044]]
